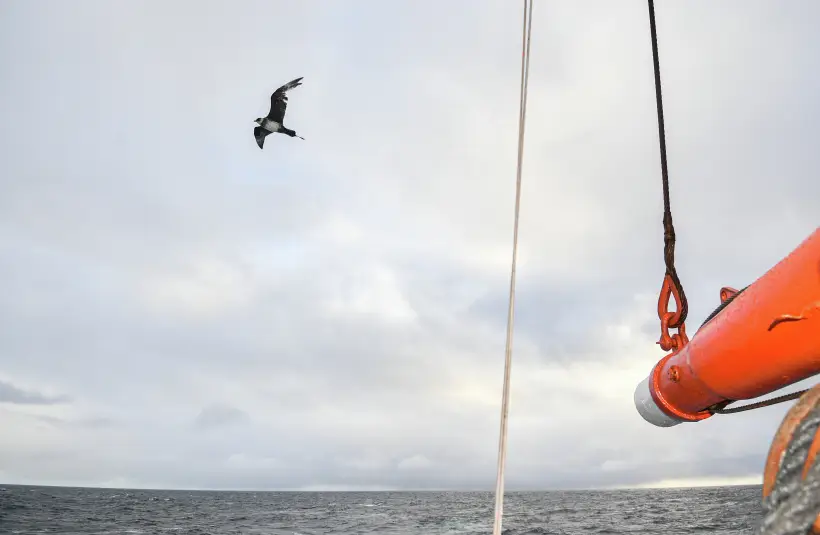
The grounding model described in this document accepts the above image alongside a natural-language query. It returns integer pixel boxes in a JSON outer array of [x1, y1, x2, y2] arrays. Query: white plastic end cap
[[634, 375, 683, 427]]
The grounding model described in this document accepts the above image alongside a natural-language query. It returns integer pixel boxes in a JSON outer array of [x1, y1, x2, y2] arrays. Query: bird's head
[[254, 118, 262, 124]]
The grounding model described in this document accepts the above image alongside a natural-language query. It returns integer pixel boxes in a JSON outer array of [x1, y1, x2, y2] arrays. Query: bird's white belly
[[261, 120, 280, 133]]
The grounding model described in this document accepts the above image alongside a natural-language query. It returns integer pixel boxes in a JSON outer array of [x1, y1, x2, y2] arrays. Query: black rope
[[710, 389, 812, 415], [647, 0, 688, 328]]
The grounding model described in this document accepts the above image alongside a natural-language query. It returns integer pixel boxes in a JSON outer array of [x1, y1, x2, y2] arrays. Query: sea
[[0, 484, 763, 535]]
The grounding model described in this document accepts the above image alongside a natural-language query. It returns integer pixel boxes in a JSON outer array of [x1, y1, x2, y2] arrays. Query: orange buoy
[[635, 228, 820, 427]]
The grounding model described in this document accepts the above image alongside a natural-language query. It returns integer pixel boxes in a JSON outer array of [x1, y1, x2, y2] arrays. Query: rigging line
[[711, 388, 812, 415], [647, 0, 688, 327], [492, 1, 533, 535]]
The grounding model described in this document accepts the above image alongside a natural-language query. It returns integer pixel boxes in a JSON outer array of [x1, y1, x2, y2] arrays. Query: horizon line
[[1, 481, 763, 493]]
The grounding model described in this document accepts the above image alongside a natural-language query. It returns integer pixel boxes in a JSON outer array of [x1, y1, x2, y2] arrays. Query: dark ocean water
[[0, 484, 763, 535]]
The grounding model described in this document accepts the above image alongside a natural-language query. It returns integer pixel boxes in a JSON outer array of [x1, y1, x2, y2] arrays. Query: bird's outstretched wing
[[253, 126, 268, 149], [267, 77, 303, 124]]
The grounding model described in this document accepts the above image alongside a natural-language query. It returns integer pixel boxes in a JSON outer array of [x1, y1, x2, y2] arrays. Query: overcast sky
[[0, 0, 818, 491]]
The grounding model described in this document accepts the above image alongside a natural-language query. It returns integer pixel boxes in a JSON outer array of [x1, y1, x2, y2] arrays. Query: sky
[[0, 0, 818, 491]]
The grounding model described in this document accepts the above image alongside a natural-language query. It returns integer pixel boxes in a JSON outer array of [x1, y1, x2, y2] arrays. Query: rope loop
[[657, 273, 689, 352]]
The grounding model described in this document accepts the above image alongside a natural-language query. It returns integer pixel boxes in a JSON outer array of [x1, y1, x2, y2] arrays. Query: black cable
[[647, 0, 688, 328]]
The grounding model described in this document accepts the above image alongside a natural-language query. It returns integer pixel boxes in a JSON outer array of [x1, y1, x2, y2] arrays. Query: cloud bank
[[0, 0, 817, 490]]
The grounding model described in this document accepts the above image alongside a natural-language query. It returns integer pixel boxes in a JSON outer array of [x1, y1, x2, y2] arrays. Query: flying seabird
[[253, 77, 305, 149]]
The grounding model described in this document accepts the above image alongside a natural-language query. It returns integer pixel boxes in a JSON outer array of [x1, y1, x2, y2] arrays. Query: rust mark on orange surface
[[768, 301, 820, 331]]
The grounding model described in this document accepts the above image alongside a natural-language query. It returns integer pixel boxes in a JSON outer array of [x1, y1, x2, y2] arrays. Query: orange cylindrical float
[[635, 228, 820, 427]]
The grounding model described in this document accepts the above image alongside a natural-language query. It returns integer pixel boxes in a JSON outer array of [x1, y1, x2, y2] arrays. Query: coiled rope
[[757, 385, 820, 535], [491, 1, 533, 534]]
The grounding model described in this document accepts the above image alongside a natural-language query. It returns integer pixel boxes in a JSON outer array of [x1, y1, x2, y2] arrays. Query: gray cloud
[[0, 380, 70, 405], [26, 414, 115, 430], [0, 0, 817, 490], [193, 404, 249, 430]]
